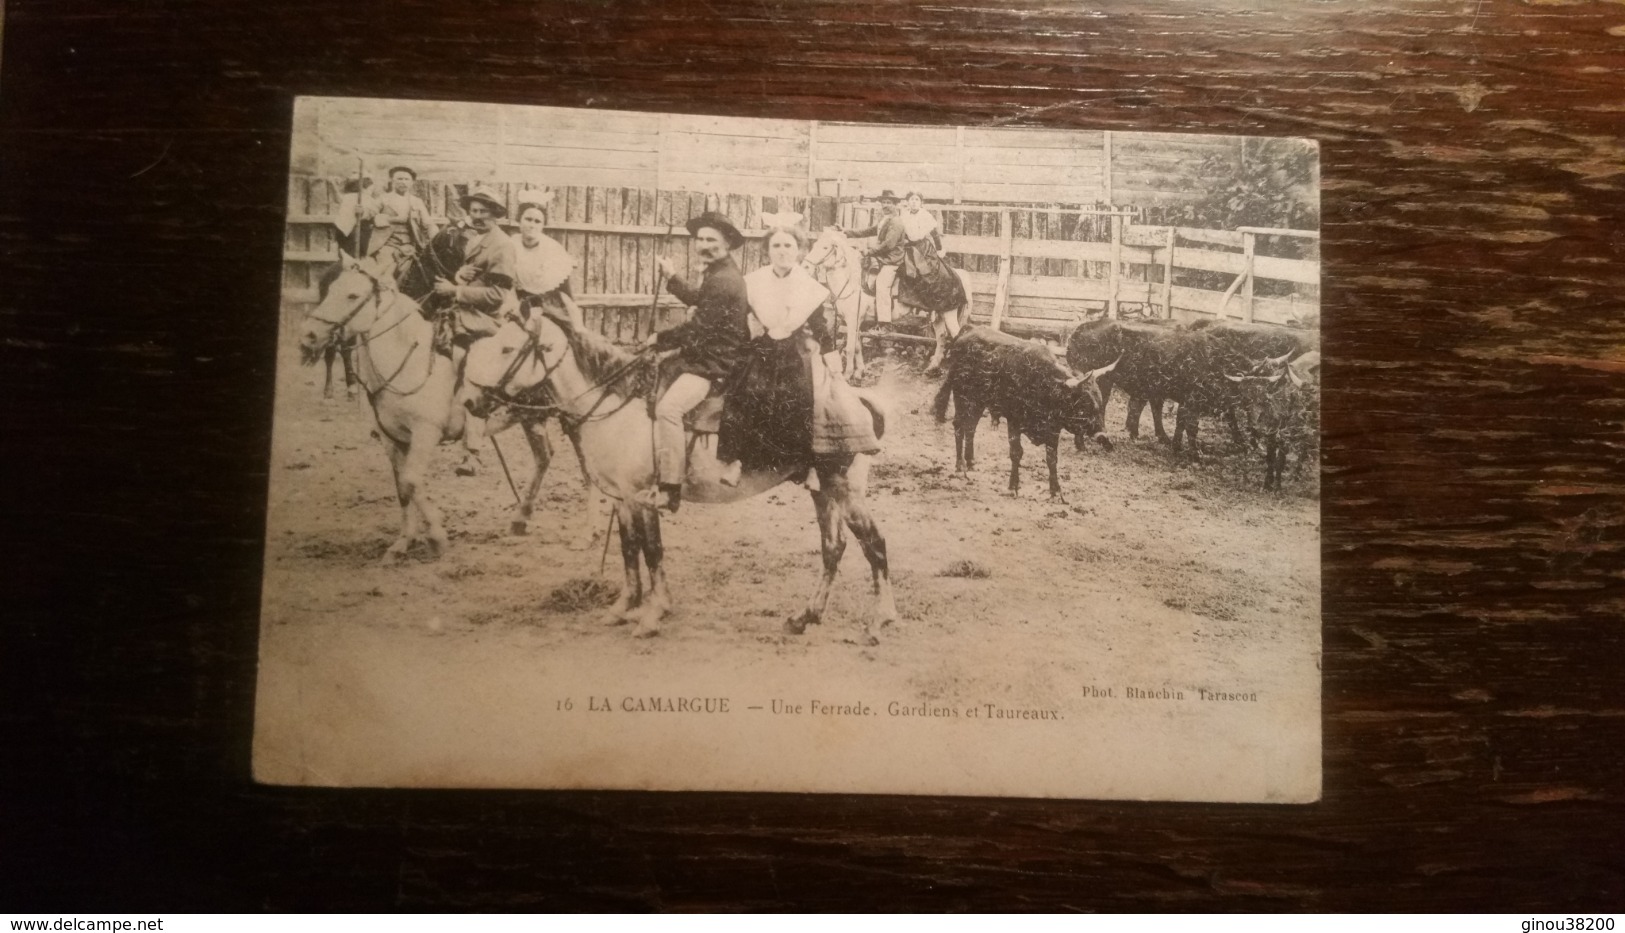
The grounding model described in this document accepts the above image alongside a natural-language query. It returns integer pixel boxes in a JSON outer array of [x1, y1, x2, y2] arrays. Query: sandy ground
[[254, 332, 1321, 801]]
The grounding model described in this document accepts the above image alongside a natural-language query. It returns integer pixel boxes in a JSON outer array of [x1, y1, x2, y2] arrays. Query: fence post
[[953, 126, 965, 204], [1107, 213, 1122, 319], [1242, 230, 1256, 323], [806, 121, 819, 199], [1162, 225, 1175, 319], [1102, 130, 1113, 205], [991, 209, 1012, 332]]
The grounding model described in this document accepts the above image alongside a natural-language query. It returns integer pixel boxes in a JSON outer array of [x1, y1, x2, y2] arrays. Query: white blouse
[[514, 234, 575, 295], [901, 208, 939, 243], [744, 264, 829, 340]]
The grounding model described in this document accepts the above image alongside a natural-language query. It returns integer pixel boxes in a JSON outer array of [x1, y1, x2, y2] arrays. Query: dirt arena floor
[[254, 329, 1321, 799]]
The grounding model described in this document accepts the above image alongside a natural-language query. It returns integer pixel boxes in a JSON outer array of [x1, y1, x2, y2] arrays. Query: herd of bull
[[931, 318, 1322, 498]]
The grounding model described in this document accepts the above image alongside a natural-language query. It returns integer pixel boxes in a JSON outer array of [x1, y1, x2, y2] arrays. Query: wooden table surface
[[3, 0, 1622, 912]]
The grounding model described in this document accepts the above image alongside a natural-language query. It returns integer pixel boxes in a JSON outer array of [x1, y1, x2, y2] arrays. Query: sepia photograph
[[253, 96, 1322, 801]]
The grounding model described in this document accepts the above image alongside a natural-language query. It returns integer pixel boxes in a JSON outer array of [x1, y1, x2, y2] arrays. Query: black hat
[[685, 211, 745, 250], [874, 189, 901, 204], [386, 165, 418, 180]]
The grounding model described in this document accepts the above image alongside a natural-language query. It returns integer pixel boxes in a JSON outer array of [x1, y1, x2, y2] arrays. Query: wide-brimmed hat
[[685, 211, 745, 250], [386, 165, 418, 180], [459, 185, 507, 218], [874, 189, 901, 204]]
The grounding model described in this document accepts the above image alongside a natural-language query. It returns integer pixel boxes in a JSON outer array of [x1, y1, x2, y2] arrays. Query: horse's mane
[[545, 311, 655, 398]]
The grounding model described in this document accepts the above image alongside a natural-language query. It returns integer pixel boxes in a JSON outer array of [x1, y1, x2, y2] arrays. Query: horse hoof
[[633, 624, 661, 640], [785, 611, 819, 635], [860, 631, 880, 647], [510, 520, 529, 536]]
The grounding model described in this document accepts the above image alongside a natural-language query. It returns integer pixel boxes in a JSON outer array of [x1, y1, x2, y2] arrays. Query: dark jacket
[[849, 214, 908, 266], [655, 255, 752, 381]]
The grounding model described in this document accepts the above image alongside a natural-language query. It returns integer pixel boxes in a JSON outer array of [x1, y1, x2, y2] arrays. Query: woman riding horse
[[720, 213, 879, 483]]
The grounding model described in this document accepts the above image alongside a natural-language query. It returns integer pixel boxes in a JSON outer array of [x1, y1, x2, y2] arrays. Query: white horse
[[298, 255, 582, 559], [465, 314, 899, 645], [805, 227, 975, 376], [803, 227, 873, 378]]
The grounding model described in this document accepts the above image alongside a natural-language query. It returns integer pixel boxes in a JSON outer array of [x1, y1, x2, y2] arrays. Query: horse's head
[[804, 226, 846, 268], [464, 316, 562, 416], [300, 256, 385, 365]]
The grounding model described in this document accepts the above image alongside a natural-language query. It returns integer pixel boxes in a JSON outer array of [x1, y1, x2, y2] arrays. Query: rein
[[311, 268, 438, 398], [810, 237, 861, 307], [484, 327, 651, 429]]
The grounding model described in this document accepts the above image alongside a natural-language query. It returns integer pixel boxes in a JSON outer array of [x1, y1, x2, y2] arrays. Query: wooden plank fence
[[283, 177, 1317, 346], [838, 201, 1319, 332], [296, 99, 1252, 207], [281, 176, 837, 344]]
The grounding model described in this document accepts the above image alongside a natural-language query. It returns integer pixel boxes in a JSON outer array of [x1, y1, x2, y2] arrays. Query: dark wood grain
[[3, 0, 1622, 912]]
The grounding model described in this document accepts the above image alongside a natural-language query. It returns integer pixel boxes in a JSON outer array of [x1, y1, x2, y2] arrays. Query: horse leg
[[925, 312, 949, 375], [322, 344, 337, 399], [605, 500, 644, 625], [380, 439, 417, 563], [511, 418, 553, 536], [1045, 434, 1065, 502], [853, 292, 868, 378], [834, 464, 895, 644], [1007, 420, 1024, 496], [787, 477, 845, 639], [632, 505, 669, 638], [945, 300, 964, 340], [341, 339, 358, 400], [405, 432, 449, 557], [567, 424, 602, 552]]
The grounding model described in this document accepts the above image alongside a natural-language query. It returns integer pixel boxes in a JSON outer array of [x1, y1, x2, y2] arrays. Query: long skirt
[[895, 239, 967, 313], [718, 334, 815, 471]]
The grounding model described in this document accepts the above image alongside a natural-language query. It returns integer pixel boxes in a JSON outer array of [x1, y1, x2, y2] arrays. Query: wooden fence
[[282, 176, 837, 343], [283, 177, 1318, 342], [839, 202, 1320, 332], [295, 98, 1252, 205]]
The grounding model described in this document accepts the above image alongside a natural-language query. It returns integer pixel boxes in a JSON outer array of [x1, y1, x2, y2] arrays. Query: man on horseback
[[641, 211, 752, 513], [362, 166, 438, 264], [836, 190, 906, 324], [431, 184, 519, 476]]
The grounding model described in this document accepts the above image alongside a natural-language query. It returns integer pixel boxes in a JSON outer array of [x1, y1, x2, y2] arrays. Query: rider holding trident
[[640, 211, 752, 514]]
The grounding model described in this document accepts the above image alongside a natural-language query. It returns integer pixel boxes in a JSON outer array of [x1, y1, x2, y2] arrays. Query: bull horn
[[1063, 375, 1084, 388], [1089, 355, 1121, 380], [1287, 365, 1305, 388], [1225, 374, 1245, 383], [1266, 351, 1293, 368]]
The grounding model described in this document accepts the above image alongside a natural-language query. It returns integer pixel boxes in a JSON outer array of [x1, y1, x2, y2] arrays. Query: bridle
[[806, 232, 861, 307], [476, 317, 651, 431], [306, 262, 434, 397]]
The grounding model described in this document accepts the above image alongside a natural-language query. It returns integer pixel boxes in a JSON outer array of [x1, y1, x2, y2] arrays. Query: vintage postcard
[[254, 96, 1321, 801]]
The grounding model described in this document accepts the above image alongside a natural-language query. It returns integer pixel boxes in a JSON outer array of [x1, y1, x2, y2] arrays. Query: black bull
[[1065, 319, 1317, 456], [932, 326, 1115, 500]]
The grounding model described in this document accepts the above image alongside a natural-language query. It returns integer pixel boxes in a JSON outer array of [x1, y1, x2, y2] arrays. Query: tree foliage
[[1168, 138, 1320, 233]]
